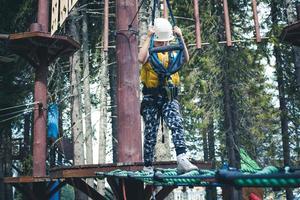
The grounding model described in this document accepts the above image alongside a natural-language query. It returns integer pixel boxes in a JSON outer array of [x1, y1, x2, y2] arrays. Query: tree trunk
[[272, 1, 293, 199], [0, 152, 3, 200], [5, 126, 12, 200], [97, 50, 109, 195], [274, 42, 293, 200], [69, 9, 88, 200], [206, 116, 217, 200], [110, 59, 118, 163], [0, 125, 12, 200], [97, 0, 109, 195], [293, 46, 300, 89], [221, 49, 241, 200], [202, 127, 209, 161], [0, 130, 5, 200], [82, 4, 94, 191]]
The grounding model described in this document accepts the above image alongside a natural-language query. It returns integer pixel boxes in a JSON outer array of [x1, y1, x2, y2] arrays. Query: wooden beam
[[66, 178, 106, 200], [156, 186, 176, 200], [107, 177, 121, 200], [50, 161, 212, 178], [4, 176, 53, 183]]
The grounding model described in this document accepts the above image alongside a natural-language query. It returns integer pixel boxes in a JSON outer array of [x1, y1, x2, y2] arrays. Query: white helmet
[[153, 18, 174, 42]]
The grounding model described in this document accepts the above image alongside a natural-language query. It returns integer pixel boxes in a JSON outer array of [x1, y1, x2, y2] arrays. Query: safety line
[[0, 102, 37, 112], [0, 107, 34, 118], [0, 109, 33, 123]]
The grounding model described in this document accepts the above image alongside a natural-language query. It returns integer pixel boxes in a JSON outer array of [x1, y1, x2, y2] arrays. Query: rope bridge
[[96, 166, 300, 188], [96, 149, 300, 188]]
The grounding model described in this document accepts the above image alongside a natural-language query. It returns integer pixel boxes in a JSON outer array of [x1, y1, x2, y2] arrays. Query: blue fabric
[[47, 104, 59, 139], [49, 180, 60, 200]]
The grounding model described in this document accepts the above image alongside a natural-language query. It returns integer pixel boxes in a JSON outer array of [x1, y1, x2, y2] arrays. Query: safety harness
[[145, 0, 185, 101], [142, 0, 187, 143]]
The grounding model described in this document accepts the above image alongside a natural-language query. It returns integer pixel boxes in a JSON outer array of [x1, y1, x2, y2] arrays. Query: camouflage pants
[[141, 95, 186, 166]]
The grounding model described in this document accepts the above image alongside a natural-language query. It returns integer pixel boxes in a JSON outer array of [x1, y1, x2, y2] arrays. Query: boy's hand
[[173, 26, 182, 37], [147, 26, 155, 37]]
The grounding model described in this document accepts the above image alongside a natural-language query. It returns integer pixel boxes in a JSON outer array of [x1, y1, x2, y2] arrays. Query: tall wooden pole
[[251, 0, 261, 43], [103, 0, 109, 52], [116, 0, 142, 162], [32, 0, 49, 177], [193, 0, 202, 49], [223, 0, 232, 46], [37, 0, 49, 32], [163, 0, 168, 19]]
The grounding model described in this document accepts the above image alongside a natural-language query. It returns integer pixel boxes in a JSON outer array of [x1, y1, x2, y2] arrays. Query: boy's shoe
[[177, 153, 198, 174], [143, 166, 154, 173]]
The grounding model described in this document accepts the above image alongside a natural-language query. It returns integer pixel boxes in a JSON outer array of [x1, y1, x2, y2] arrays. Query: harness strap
[[149, 36, 184, 79], [151, 0, 176, 26], [166, 0, 176, 26]]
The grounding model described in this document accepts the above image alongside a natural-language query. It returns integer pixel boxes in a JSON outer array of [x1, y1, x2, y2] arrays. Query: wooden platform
[[4, 161, 212, 200], [280, 20, 300, 46], [5, 31, 80, 68]]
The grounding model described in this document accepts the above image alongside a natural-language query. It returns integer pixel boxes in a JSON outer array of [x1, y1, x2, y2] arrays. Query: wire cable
[[0, 107, 34, 118], [128, 0, 147, 29], [0, 102, 37, 112], [0, 109, 33, 123]]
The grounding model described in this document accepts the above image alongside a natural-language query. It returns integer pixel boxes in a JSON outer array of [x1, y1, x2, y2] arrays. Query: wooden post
[[223, 0, 232, 46], [32, 0, 49, 177], [193, 0, 202, 49], [251, 0, 261, 43], [103, 0, 109, 52], [163, 0, 168, 19], [116, 0, 142, 162]]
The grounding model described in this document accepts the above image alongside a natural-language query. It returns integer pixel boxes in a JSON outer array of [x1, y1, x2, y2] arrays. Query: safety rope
[[96, 166, 300, 188], [128, 0, 147, 29], [151, 0, 176, 26], [0, 109, 33, 123], [0, 102, 37, 112]]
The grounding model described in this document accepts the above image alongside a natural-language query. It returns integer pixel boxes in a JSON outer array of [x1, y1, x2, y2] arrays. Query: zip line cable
[[0, 107, 35, 118], [128, 0, 147, 29], [0, 102, 37, 112], [0, 109, 34, 123]]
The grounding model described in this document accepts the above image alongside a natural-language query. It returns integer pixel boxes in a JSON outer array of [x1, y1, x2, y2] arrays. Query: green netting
[[240, 148, 261, 173], [233, 166, 300, 187], [96, 166, 300, 188], [95, 149, 300, 188], [96, 168, 216, 186]]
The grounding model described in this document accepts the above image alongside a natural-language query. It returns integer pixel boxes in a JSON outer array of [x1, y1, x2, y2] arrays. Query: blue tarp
[[47, 104, 59, 139], [49, 180, 60, 200]]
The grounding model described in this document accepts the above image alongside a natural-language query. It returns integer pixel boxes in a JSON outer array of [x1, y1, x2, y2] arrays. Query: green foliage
[[171, 0, 285, 170]]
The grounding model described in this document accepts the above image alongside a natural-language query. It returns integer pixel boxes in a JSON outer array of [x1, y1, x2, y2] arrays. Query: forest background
[[0, 0, 299, 199]]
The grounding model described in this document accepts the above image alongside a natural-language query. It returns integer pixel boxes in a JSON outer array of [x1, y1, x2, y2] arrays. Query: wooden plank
[[66, 178, 106, 200], [4, 176, 52, 183], [51, 0, 59, 35], [124, 179, 144, 200], [107, 177, 121, 200], [69, 0, 79, 12], [59, 0, 69, 26], [50, 161, 212, 178], [143, 185, 153, 200], [155, 186, 176, 200]]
